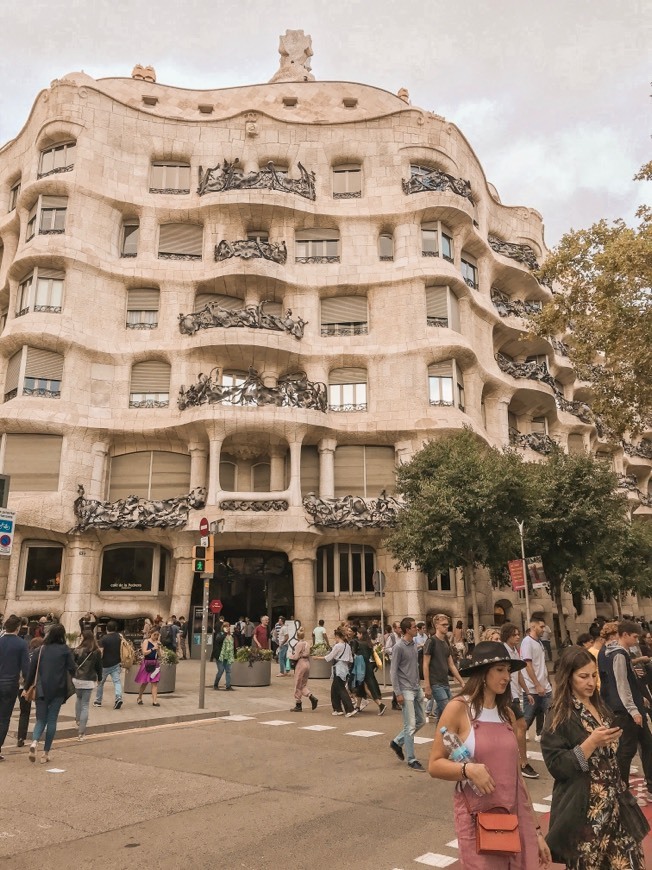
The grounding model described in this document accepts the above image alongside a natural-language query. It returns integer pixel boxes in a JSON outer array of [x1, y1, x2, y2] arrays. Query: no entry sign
[[199, 517, 209, 535], [209, 599, 223, 614]]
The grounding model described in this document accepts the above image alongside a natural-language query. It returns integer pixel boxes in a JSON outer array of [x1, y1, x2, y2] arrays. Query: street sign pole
[[373, 570, 387, 687], [198, 574, 210, 710], [515, 519, 531, 624]]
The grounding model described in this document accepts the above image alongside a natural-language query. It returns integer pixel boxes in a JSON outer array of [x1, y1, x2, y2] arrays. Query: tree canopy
[[534, 161, 652, 435]]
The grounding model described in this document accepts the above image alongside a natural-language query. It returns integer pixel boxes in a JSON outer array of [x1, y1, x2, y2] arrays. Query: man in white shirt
[[385, 622, 402, 710], [520, 615, 553, 741], [501, 622, 538, 778], [276, 617, 290, 675]]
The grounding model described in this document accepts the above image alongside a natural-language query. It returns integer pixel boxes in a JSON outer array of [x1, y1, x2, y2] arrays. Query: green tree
[[384, 429, 528, 632], [523, 451, 631, 636], [534, 162, 652, 435], [584, 518, 652, 615]]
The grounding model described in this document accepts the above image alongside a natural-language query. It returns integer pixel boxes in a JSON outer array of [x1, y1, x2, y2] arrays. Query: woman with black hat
[[428, 641, 551, 868]]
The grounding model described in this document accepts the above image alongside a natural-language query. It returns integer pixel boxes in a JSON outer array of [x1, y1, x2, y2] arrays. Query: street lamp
[[515, 519, 531, 624]]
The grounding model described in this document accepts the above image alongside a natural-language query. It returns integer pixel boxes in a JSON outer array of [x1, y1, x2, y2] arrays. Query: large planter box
[[231, 660, 272, 687], [309, 657, 333, 679], [124, 662, 177, 694]]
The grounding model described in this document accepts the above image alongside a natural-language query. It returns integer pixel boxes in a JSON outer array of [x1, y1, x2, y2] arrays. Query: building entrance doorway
[[189, 549, 294, 626]]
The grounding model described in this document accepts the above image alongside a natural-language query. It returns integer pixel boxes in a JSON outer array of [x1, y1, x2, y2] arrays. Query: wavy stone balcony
[[303, 491, 402, 528]]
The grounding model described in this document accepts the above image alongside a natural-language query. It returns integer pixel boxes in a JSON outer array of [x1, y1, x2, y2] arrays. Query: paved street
[[1, 665, 650, 869]]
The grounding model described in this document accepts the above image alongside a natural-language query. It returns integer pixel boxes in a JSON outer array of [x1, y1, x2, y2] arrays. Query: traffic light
[[193, 545, 206, 573], [205, 535, 215, 574]]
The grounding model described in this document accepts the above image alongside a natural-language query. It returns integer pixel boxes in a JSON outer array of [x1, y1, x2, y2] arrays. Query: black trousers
[[0, 682, 19, 751], [17, 694, 31, 742], [330, 675, 353, 713], [613, 710, 652, 792]]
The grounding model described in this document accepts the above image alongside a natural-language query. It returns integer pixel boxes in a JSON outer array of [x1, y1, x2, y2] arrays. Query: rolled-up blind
[[296, 228, 340, 241], [334, 446, 365, 496], [41, 195, 68, 208], [262, 300, 283, 316], [128, 288, 159, 310], [300, 446, 319, 496], [3, 434, 63, 491], [449, 290, 460, 331], [5, 350, 22, 393], [365, 446, 396, 495], [25, 348, 63, 379], [150, 451, 190, 499], [159, 223, 202, 256], [426, 286, 448, 318], [194, 293, 243, 311], [428, 361, 453, 377], [329, 367, 367, 385], [109, 452, 151, 500], [130, 360, 170, 392], [321, 296, 367, 324], [36, 267, 64, 280]]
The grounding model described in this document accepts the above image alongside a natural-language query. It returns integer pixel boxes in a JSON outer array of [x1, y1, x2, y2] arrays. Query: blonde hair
[[601, 621, 619, 640], [297, 628, 305, 640]]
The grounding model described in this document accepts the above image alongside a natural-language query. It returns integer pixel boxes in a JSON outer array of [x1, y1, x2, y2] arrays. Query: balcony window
[[428, 569, 454, 592], [219, 460, 237, 491], [194, 292, 244, 313], [334, 445, 396, 497], [252, 462, 272, 492], [26, 195, 68, 241], [300, 446, 319, 496], [129, 360, 170, 407], [158, 223, 203, 260], [329, 368, 367, 411], [16, 268, 64, 316], [126, 288, 159, 329], [39, 141, 76, 177], [8, 179, 20, 212], [5, 346, 63, 401], [108, 451, 190, 501], [332, 164, 362, 198], [421, 221, 454, 262], [295, 228, 340, 263], [525, 354, 549, 368], [426, 285, 460, 330], [221, 370, 250, 405], [1, 433, 63, 491], [320, 296, 368, 336], [378, 233, 394, 261], [149, 161, 191, 193], [121, 221, 139, 257], [316, 543, 376, 595], [247, 230, 269, 243], [100, 544, 169, 593], [21, 543, 64, 593], [428, 360, 464, 411], [460, 253, 478, 289], [531, 417, 548, 435]]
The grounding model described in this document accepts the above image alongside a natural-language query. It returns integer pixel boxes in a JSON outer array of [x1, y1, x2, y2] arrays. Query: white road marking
[[543, 795, 552, 801], [346, 729, 384, 738], [300, 725, 337, 731], [46, 768, 66, 773], [532, 802, 551, 813], [527, 750, 544, 761], [260, 720, 295, 726], [414, 736, 433, 744], [414, 853, 457, 867], [218, 714, 256, 721], [445, 839, 458, 849]]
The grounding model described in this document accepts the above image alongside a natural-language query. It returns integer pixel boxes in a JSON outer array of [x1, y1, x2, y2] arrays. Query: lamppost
[[515, 519, 531, 624]]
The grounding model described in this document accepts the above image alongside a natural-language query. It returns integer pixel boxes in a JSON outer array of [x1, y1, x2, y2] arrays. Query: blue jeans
[[425, 684, 452, 719], [278, 644, 289, 674], [95, 663, 123, 704], [32, 696, 64, 752], [523, 691, 552, 732], [393, 687, 426, 764], [75, 688, 93, 735], [215, 660, 232, 688]]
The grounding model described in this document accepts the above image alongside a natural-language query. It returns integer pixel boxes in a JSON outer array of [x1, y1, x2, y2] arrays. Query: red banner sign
[[508, 560, 526, 591]]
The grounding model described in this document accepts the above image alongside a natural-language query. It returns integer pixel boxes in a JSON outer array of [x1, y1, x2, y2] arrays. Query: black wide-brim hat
[[458, 641, 526, 677]]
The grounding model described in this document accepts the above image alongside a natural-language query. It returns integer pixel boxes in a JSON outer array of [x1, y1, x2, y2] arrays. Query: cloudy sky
[[2, 0, 649, 245]]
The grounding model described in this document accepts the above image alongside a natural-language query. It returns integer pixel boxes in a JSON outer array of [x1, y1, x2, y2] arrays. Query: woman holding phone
[[541, 646, 645, 869]]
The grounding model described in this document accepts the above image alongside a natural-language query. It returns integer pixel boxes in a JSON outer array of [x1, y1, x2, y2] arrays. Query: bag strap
[[76, 650, 94, 671], [29, 646, 44, 691]]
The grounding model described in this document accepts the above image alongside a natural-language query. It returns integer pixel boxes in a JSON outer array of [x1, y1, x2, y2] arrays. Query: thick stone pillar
[[169, 555, 195, 622], [207, 437, 224, 504], [189, 444, 208, 492], [269, 446, 286, 491], [392, 565, 426, 621], [89, 441, 110, 500], [292, 557, 316, 629], [318, 438, 336, 497], [288, 441, 303, 505], [61, 541, 101, 632]]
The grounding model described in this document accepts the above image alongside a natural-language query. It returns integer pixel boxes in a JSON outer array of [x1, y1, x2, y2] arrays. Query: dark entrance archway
[[190, 549, 293, 625]]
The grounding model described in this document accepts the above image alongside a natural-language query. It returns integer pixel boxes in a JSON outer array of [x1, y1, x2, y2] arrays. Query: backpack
[[119, 634, 136, 668], [159, 624, 173, 646], [349, 654, 366, 689]]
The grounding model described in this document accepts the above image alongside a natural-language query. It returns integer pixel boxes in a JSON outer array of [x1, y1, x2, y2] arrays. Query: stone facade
[[0, 40, 650, 635]]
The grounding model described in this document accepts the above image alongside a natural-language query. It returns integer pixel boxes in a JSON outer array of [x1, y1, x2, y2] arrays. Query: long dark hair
[[461, 666, 512, 723], [44, 624, 66, 645], [548, 646, 610, 731], [77, 629, 99, 652]]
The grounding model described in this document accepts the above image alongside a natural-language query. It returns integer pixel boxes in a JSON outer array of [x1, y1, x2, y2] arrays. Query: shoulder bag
[[23, 646, 44, 703], [618, 788, 650, 842], [460, 762, 521, 856]]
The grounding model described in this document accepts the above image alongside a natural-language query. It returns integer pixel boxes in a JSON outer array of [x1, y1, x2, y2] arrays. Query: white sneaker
[[345, 709, 358, 718], [359, 699, 370, 711], [332, 711, 344, 716]]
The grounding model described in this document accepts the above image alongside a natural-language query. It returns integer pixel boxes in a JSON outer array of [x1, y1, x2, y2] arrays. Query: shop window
[[316, 543, 376, 594], [22, 542, 63, 592], [100, 544, 169, 593]]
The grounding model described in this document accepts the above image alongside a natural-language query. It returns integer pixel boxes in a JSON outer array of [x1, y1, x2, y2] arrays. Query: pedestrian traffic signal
[[205, 535, 215, 574], [193, 545, 206, 572]]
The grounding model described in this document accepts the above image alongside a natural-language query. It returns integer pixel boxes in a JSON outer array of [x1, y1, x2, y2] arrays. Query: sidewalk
[[7, 660, 316, 740]]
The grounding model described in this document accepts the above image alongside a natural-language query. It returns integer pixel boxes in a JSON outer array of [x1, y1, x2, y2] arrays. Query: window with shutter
[[24, 347, 63, 398], [332, 164, 362, 198], [300, 446, 319, 496], [320, 296, 367, 336], [422, 223, 439, 256], [426, 286, 448, 327], [121, 222, 139, 257], [461, 252, 478, 289], [378, 233, 394, 261], [127, 288, 159, 329], [2, 434, 63, 491], [39, 196, 67, 234], [39, 141, 76, 177], [150, 451, 191, 499], [194, 293, 243, 313], [4, 350, 22, 400], [295, 228, 340, 263], [108, 453, 150, 501], [108, 451, 190, 500], [334, 445, 395, 497], [158, 223, 203, 259], [328, 367, 367, 411], [428, 361, 454, 406], [129, 360, 170, 407], [150, 162, 191, 193], [34, 268, 64, 313]]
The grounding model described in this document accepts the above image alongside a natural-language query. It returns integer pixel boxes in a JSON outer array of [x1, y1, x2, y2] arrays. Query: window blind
[[128, 289, 159, 311], [3, 434, 62, 491], [25, 348, 64, 379], [428, 361, 454, 377], [5, 350, 22, 393], [150, 451, 191, 499], [329, 367, 367, 385], [194, 293, 243, 311], [40, 195, 68, 208], [321, 296, 367, 324], [130, 360, 170, 392], [300, 446, 319, 496], [159, 223, 202, 256], [334, 446, 365, 497], [425, 287, 448, 318], [109, 452, 151, 500], [364, 446, 396, 495]]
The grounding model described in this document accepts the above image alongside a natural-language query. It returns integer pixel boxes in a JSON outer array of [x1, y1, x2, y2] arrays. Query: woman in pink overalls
[[429, 641, 551, 868]]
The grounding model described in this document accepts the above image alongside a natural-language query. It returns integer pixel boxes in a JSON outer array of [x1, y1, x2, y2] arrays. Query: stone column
[[89, 441, 110, 500], [61, 541, 100, 632], [207, 437, 224, 504], [292, 557, 316, 629], [189, 444, 208, 492], [287, 441, 303, 505], [269, 446, 286, 492], [168, 554, 195, 622], [392, 564, 426, 621], [318, 438, 336, 497]]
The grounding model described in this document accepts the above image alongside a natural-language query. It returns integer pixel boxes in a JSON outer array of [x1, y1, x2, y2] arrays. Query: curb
[[8, 709, 230, 740]]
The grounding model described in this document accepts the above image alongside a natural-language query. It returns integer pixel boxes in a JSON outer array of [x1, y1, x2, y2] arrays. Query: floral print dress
[[568, 699, 643, 870]]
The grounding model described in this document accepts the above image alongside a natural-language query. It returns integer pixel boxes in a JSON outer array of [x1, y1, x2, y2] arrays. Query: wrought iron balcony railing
[[295, 256, 340, 264], [320, 322, 368, 336], [509, 429, 557, 455], [149, 187, 190, 195], [402, 167, 474, 205], [623, 439, 652, 460], [491, 288, 542, 318], [37, 165, 74, 179], [303, 491, 402, 528], [215, 239, 287, 264], [328, 403, 367, 412], [333, 191, 361, 199], [70, 484, 207, 533], [198, 160, 316, 201], [179, 300, 305, 339], [178, 367, 327, 412], [427, 316, 448, 328]]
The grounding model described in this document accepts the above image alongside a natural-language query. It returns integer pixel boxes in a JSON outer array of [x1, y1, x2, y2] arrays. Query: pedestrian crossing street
[[218, 712, 435, 743]]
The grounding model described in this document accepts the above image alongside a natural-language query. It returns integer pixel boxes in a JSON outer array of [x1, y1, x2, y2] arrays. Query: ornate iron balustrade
[[402, 168, 474, 205], [178, 300, 306, 339], [464, 278, 479, 290], [215, 239, 287, 264], [555, 394, 593, 424], [70, 484, 207, 533], [496, 353, 557, 390], [328, 403, 367, 412], [220, 499, 289, 512], [491, 288, 541, 318], [120, 252, 137, 258], [149, 187, 190, 195], [427, 316, 448, 328], [34, 305, 62, 314], [422, 251, 438, 258], [22, 387, 61, 398], [488, 236, 540, 271], [39, 229, 65, 235], [128, 398, 169, 409], [158, 252, 202, 261], [550, 338, 569, 357], [509, 429, 557, 455], [16, 308, 29, 317], [333, 191, 361, 199], [616, 474, 652, 507], [178, 367, 327, 412], [37, 165, 73, 179], [429, 399, 454, 408], [303, 490, 402, 528], [624, 439, 652, 460], [126, 322, 158, 330], [198, 160, 316, 201], [379, 255, 394, 262], [295, 255, 340, 264], [320, 322, 368, 336], [3, 389, 17, 402]]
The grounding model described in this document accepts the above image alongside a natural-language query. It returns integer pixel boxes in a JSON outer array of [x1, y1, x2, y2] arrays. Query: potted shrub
[[230, 646, 273, 687], [124, 644, 178, 694], [309, 642, 332, 679]]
